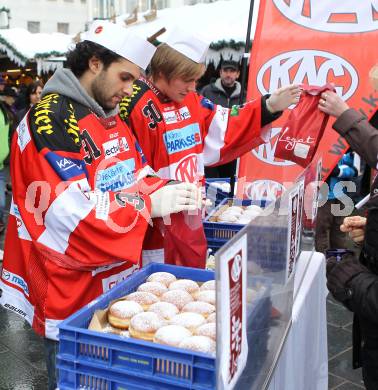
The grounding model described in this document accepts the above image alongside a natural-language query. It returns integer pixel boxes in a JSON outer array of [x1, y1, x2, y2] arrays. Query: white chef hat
[[164, 27, 210, 64], [82, 20, 156, 70]]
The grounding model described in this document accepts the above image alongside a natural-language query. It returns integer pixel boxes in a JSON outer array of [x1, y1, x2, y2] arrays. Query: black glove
[[326, 253, 368, 305]]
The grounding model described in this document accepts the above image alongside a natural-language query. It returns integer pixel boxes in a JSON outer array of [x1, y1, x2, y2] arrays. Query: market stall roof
[[0, 0, 257, 73], [116, 0, 257, 65], [0, 27, 73, 73]]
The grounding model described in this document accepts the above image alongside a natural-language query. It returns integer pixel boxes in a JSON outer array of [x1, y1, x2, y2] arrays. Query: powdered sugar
[[161, 289, 193, 310], [130, 312, 163, 333], [153, 325, 192, 346], [148, 301, 179, 320], [179, 335, 216, 355], [109, 300, 143, 318]]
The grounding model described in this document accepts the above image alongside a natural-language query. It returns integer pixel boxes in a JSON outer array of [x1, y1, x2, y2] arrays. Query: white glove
[[266, 84, 301, 113], [150, 182, 202, 218]]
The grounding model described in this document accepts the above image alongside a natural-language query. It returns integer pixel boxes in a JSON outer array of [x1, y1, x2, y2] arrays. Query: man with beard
[[0, 21, 201, 390], [200, 60, 244, 179]]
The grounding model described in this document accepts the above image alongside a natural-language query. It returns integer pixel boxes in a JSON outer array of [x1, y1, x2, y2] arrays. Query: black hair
[[65, 40, 123, 78], [25, 80, 44, 106]]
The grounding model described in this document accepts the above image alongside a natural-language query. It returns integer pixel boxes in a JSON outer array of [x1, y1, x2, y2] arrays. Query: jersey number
[[142, 99, 162, 130], [81, 129, 101, 164]]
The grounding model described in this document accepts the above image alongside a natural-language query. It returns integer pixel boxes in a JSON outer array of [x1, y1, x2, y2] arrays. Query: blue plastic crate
[[204, 198, 268, 242], [204, 198, 286, 271], [205, 178, 231, 207], [57, 263, 216, 390]]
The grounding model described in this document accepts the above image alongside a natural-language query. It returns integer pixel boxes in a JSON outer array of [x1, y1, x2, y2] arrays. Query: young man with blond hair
[[119, 28, 301, 267]]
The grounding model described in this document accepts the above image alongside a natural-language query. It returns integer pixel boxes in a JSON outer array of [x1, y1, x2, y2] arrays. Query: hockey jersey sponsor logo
[[163, 106, 191, 124], [17, 116, 31, 152], [101, 264, 139, 292], [11, 202, 32, 241], [1, 268, 29, 297], [102, 137, 129, 159], [45, 152, 86, 181], [96, 158, 136, 192], [175, 153, 199, 182], [163, 123, 202, 155]]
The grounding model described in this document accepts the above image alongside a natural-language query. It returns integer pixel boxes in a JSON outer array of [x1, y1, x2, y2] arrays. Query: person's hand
[[318, 91, 349, 118], [150, 182, 201, 218], [340, 216, 366, 243], [326, 252, 368, 304], [266, 84, 301, 113]]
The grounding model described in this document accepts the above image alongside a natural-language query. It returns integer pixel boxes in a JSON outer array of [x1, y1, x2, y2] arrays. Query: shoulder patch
[[29, 93, 81, 153], [200, 97, 215, 111], [119, 79, 149, 121]]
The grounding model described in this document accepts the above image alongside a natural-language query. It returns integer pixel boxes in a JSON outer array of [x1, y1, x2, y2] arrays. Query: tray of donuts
[[204, 198, 268, 241], [57, 263, 217, 390]]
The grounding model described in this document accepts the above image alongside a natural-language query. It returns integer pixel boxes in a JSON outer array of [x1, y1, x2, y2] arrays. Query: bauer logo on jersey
[[163, 123, 202, 155], [96, 158, 136, 192], [102, 137, 129, 159], [45, 152, 86, 181]]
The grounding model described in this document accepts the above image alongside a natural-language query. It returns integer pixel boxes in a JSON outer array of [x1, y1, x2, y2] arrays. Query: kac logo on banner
[[273, 0, 378, 33], [245, 180, 285, 201], [252, 127, 295, 166], [257, 50, 358, 100]]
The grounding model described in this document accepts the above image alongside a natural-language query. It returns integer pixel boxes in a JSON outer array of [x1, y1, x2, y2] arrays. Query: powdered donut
[[170, 312, 206, 333], [195, 290, 216, 305], [168, 279, 200, 295], [147, 272, 177, 287], [125, 291, 159, 310], [226, 206, 243, 214], [153, 325, 192, 347], [107, 300, 144, 330], [207, 312, 216, 323], [179, 335, 216, 355], [244, 204, 263, 213], [148, 301, 179, 321], [195, 322, 216, 341], [161, 289, 193, 310], [200, 280, 215, 291], [129, 312, 163, 341], [182, 301, 215, 319], [218, 212, 239, 223], [137, 282, 168, 297]]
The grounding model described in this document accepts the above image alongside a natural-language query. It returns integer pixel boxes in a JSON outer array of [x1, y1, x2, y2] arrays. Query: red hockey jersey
[[0, 93, 164, 339], [119, 78, 274, 262]]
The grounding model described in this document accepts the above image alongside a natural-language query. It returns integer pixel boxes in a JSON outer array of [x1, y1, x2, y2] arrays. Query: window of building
[[57, 22, 69, 34], [27, 21, 40, 33], [81, 0, 87, 3]]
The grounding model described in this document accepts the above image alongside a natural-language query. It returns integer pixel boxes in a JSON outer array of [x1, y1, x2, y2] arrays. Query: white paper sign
[[285, 180, 304, 282], [218, 234, 248, 389]]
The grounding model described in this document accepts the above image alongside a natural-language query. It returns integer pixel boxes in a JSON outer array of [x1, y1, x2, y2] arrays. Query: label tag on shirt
[[94, 189, 110, 220]]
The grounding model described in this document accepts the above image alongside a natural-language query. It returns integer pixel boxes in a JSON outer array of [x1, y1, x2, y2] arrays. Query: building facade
[[0, 0, 220, 35]]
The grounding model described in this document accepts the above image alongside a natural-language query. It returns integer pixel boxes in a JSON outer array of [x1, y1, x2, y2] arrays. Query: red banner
[[237, 0, 378, 199]]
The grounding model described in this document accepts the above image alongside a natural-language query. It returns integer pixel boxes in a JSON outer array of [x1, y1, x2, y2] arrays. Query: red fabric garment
[[275, 84, 335, 167], [119, 77, 267, 264], [0, 93, 165, 339], [163, 211, 207, 268]]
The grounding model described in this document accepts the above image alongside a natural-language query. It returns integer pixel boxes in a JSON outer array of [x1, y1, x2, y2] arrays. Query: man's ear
[[88, 56, 103, 75]]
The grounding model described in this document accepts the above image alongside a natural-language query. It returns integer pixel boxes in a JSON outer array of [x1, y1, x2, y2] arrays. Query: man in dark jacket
[[201, 60, 243, 179], [319, 87, 378, 390]]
